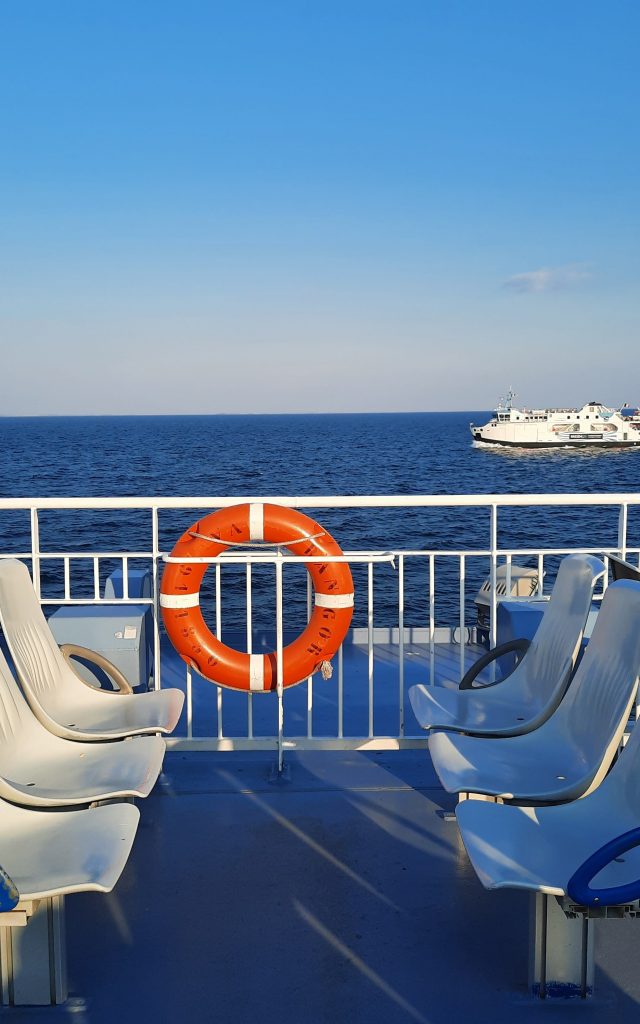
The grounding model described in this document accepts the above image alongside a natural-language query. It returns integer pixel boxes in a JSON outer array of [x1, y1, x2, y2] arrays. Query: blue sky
[[1, 1, 638, 414]]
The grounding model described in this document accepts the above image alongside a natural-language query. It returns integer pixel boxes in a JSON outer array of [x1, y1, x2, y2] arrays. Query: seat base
[[0, 896, 67, 1006], [529, 893, 594, 999]]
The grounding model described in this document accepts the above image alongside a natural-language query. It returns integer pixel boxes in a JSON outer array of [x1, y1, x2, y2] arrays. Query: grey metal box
[[48, 604, 151, 691]]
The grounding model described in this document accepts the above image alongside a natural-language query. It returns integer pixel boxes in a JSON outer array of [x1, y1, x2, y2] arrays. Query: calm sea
[[1, 412, 639, 628]]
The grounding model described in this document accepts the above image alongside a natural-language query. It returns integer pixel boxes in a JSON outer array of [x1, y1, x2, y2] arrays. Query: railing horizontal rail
[[7, 546, 639, 561], [0, 551, 153, 559], [162, 552, 396, 564], [1, 492, 639, 510]]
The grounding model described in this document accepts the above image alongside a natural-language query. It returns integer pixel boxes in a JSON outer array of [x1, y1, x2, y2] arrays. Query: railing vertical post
[[429, 554, 435, 686], [459, 554, 466, 681], [216, 564, 223, 740], [368, 560, 374, 739], [307, 574, 313, 738], [490, 505, 498, 649], [246, 564, 253, 739], [186, 666, 193, 740], [338, 643, 344, 739], [618, 503, 628, 560], [276, 551, 284, 773], [30, 507, 41, 599], [398, 554, 405, 737], [151, 507, 162, 692]]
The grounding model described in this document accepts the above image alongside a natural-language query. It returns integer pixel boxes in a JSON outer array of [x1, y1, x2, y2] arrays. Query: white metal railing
[[0, 493, 639, 761]]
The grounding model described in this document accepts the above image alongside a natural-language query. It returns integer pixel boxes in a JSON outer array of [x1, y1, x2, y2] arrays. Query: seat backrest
[[609, 554, 640, 584], [549, 579, 640, 774], [501, 554, 604, 707], [587, 696, 640, 816], [0, 560, 71, 712], [0, 646, 43, 746]]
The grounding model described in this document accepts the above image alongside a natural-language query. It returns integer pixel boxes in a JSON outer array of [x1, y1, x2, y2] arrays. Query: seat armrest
[[459, 638, 530, 690], [60, 644, 134, 694], [567, 827, 640, 906]]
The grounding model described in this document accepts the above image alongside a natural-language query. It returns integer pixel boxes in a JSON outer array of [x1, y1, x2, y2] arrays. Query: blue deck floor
[[4, 749, 639, 1022]]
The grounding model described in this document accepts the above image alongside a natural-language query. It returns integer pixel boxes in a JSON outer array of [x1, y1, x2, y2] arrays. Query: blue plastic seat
[[456, 711, 640, 906], [429, 580, 640, 803], [410, 554, 604, 737]]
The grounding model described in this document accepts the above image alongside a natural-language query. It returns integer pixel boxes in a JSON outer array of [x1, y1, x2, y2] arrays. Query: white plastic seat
[[456, 711, 640, 900], [0, 559, 184, 742], [429, 579, 640, 802], [409, 554, 604, 737], [0, 648, 164, 806], [0, 799, 139, 901]]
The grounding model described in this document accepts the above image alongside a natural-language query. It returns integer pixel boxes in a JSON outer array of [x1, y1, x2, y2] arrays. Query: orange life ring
[[160, 503, 354, 692]]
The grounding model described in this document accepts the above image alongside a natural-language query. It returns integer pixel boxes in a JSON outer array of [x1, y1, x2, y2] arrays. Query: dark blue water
[[1, 412, 639, 628]]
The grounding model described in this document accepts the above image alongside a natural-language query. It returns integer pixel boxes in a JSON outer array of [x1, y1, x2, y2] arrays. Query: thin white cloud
[[504, 263, 593, 294]]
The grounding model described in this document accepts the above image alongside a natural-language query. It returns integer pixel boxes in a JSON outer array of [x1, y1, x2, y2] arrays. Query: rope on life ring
[[160, 503, 354, 692]]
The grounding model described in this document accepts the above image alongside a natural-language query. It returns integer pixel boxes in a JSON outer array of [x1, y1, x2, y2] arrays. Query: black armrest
[[459, 638, 530, 691]]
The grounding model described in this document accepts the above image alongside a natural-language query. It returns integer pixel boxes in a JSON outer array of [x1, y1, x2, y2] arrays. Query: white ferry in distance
[[471, 389, 640, 448]]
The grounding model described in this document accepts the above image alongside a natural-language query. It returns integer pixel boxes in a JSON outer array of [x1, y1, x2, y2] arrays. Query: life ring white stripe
[[249, 654, 265, 691], [160, 592, 200, 609], [315, 593, 355, 609], [249, 503, 264, 541]]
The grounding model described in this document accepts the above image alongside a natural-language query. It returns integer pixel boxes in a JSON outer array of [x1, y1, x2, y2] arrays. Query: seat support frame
[[529, 893, 594, 999], [0, 897, 67, 1006]]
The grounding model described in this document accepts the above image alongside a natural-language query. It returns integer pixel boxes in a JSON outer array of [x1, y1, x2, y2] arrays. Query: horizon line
[[0, 408, 488, 420]]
